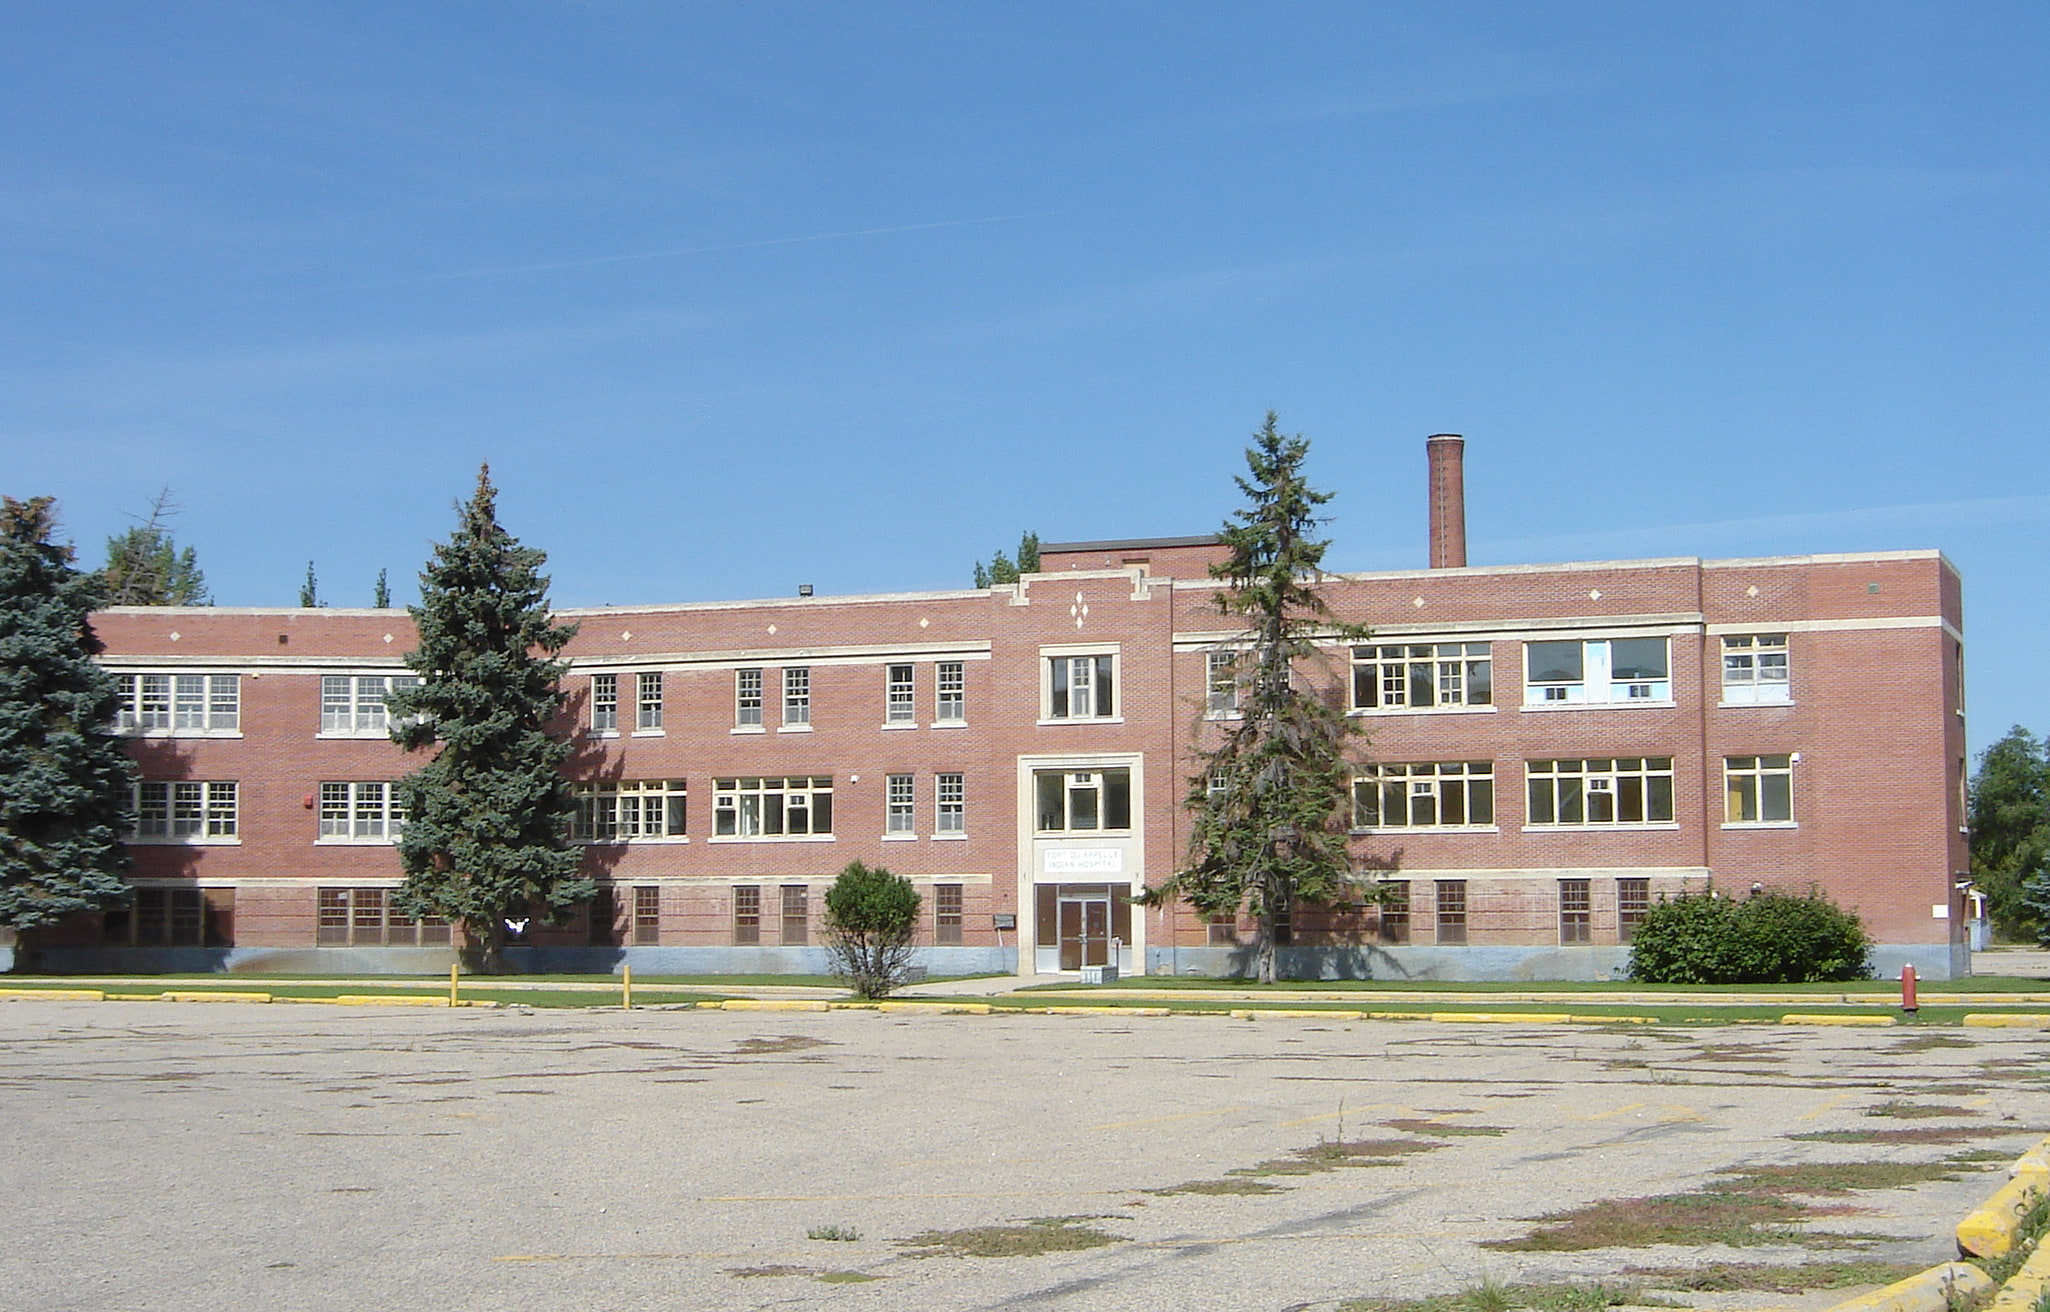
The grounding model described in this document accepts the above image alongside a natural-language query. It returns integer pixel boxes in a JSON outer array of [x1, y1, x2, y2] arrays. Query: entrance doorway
[[1035, 884, 1132, 973]]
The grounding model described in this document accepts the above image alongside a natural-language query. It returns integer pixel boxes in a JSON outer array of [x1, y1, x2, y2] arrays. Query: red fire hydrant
[[1900, 964, 1919, 1014]]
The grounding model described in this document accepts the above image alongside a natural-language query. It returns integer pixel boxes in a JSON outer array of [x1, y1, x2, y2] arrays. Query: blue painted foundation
[[31, 943, 1015, 978]]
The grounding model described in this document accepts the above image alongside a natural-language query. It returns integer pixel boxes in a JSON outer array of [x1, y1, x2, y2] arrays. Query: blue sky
[[3, 2, 2044, 756]]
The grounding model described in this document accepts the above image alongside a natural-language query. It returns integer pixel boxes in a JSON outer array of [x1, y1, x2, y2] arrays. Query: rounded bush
[[1628, 888, 1872, 984]]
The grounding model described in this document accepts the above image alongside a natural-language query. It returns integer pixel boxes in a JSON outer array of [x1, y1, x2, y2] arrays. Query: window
[[886, 664, 915, 724], [571, 780, 688, 841], [1351, 643, 1492, 710], [117, 673, 239, 733], [317, 674, 418, 735], [634, 886, 662, 945], [636, 672, 663, 731], [1034, 768, 1132, 832], [886, 773, 916, 835], [1724, 755, 1794, 824], [781, 884, 808, 945], [1559, 878, 1591, 944], [1435, 880, 1468, 944], [103, 887, 232, 947], [732, 886, 759, 945], [315, 887, 450, 946], [713, 776, 834, 838], [783, 667, 810, 726], [936, 661, 965, 722], [591, 673, 618, 732], [1618, 877, 1650, 943], [1526, 758, 1675, 826], [936, 773, 965, 835], [1353, 762, 1494, 829], [1524, 638, 1670, 705], [132, 781, 238, 842], [1046, 653, 1115, 720], [1377, 882, 1411, 944], [1206, 651, 1238, 716], [1721, 635, 1790, 704], [736, 668, 764, 727], [1207, 910, 1238, 945], [318, 782, 405, 842], [935, 883, 963, 945]]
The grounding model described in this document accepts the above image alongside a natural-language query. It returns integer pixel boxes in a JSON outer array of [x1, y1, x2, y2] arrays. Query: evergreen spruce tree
[[972, 531, 1040, 588], [1971, 726, 2050, 941], [0, 497, 134, 971], [385, 467, 587, 972], [373, 568, 391, 609], [299, 561, 321, 608], [1141, 414, 1368, 983], [99, 489, 208, 606]]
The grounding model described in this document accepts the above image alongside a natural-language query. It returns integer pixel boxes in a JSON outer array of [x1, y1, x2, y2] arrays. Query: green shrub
[[1629, 888, 1872, 984], [822, 861, 922, 999]]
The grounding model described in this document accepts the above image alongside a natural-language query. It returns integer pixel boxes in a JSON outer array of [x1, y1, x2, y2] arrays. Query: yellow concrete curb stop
[[1779, 1013, 1896, 1026], [0, 988, 105, 1001], [1430, 1012, 1574, 1025], [159, 991, 272, 1003], [1958, 1164, 2049, 1258], [330, 995, 451, 1007], [704, 999, 832, 1012], [1230, 1008, 1365, 1020], [876, 1001, 992, 1014], [1987, 1216, 2050, 1311], [1965, 1014, 2050, 1028], [1823, 1262, 1990, 1312]]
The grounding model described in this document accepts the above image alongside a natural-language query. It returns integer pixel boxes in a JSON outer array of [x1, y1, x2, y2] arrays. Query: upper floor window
[[1046, 653, 1116, 720], [1721, 635, 1790, 705], [1724, 755, 1794, 825], [1524, 638, 1670, 706], [736, 668, 764, 728], [1353, 762, 1494, 830], [636, 672, 664, 731], [1526, 757, 1675, 826], [886, 664, 915, 724], [1206, 651, 1239, 717], [321, 674, 419, 736], [936, 661, 965, 722], [591, 673, 619, 733], [117, 673, 239, 734], [1352, 643, 1492, 711], [886, 773, 916, 835], [319, 782, 406, 842], [132, 780, 238, 843], [783, 667, 811, 727], [713, 776, 833, 838], [571, 780, 688, 842], [1034, 768, 1131, 832]]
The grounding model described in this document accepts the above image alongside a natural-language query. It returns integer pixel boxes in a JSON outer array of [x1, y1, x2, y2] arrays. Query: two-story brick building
[[29, 436, 1971, 979]]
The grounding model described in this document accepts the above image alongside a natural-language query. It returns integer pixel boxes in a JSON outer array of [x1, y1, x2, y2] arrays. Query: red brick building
[[35, 437, 1971, 979]]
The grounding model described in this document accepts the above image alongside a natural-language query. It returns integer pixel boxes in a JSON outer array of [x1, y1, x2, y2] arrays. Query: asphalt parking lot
[[4, 1001, 2045, 1312]]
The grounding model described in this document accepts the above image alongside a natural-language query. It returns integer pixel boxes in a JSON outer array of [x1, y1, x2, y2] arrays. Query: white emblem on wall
[[1043, 848, 1122, 875]]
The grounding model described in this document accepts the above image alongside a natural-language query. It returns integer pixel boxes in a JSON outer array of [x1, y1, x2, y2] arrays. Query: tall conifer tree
[[1143, 414, 1368, 983], [386, 467, 587, 972], [0, 497, 134, 971]]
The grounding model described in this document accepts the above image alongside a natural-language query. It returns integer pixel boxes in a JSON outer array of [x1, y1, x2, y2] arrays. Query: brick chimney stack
[[1426, 433, 1467, 569]]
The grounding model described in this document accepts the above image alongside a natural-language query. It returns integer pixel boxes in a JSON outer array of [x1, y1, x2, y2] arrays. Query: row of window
[[1213, 878, 1652, 948], [1352, 755, 1797, 830]]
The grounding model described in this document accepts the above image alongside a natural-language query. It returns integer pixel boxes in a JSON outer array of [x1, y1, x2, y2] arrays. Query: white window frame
[[636, 672, 664, 732], [885, 773, 916, 837], [935, 661, 965, 724], [711, 776, 835, 840], [1523, 638, 1671, 707], [132, 781, 239, 844], [116, 673, 240, 735], [590, 673, 619, 734], [1033, 768, 1132, 833], [1351, 643, 1493, 712], [1723, 755, 1795, 827], [1042, 648, 1119, 722], [318, 782, 406, 843], [319, 673, 420, 737], [735, 668, 764, 730], [571, 780, 689, 842], [935, 772, 965, 836], [1525, 757, 1677, 828], [1206, 651, 1239, 718], [1721, 635, 1791, 705], [1352, 762, 1496, 831], [886, 664, 916, 725], [782, 667, 811, 728]]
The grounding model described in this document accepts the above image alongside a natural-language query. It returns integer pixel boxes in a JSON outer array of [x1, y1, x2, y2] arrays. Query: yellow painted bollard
[[450, 964, 459, 1008], [622, 965, 633, 1010]]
